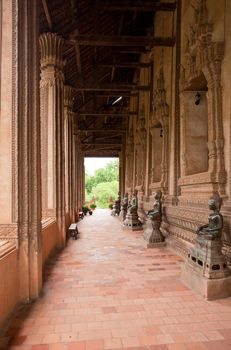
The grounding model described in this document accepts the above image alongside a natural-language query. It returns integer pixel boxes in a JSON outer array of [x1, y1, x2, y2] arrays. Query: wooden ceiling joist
[[81, 143, 122, 146], [74, 84, 150, 92], [70, 35, 175, 47], [98, 1, 176, 12], [78, 112, 134, 117], [98, 62, 151, 69], [79, 129, 125, 133]]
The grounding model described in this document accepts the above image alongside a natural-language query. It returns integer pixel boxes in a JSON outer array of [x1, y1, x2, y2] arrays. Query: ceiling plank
[[79, 129, 125, 132], [74, 84, 150, 92], [98, 62, 151, 69], [98, 1, 176, 12], [70, 35, 175, 47], [81, 143, 122, 146]]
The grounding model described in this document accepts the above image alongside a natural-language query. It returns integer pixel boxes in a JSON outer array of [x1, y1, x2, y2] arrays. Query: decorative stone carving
[[125, 132, 134, 191], [149, 51, 169, 194], [179, 0, 226, 198], [143, 191, 165, 247], [123, 191, 142, 230], [135, 105, 147, 190], [182, 194, 231, 300], [119, 193, 128, 221]]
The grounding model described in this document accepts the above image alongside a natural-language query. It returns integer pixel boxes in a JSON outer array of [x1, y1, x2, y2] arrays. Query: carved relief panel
[[135, 105, 147, 192], [149, 53, 169, 194], [179, 0, 226, 199]]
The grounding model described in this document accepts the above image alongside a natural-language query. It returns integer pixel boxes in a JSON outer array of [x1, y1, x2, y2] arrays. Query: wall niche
[[181, 73, 208, 177]]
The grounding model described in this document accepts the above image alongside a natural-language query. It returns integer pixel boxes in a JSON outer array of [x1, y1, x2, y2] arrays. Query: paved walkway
[[1, 209, 231, 350]]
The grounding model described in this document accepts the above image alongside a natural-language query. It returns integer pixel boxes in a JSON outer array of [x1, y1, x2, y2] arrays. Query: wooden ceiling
[[39, 0, 176, 157]]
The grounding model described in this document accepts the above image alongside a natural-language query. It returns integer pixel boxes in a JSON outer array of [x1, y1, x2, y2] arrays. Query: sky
[[84, 157, 117, 175]]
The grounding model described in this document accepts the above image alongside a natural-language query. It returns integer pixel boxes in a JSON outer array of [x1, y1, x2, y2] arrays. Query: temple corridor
[[1, 210, 231, 349]]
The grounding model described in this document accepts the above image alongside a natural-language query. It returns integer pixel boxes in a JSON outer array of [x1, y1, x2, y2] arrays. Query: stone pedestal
[[123, 211, 142, 231], [181, 235, 231, 299], [143, 219, 166, 248]]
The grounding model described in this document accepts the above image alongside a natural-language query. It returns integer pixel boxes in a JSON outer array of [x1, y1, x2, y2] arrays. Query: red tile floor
[[1, 209, 231, 349]]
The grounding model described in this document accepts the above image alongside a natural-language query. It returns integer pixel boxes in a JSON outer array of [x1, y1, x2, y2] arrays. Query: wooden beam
[[95, 92, 136, 97], [70, 35, 175, 47], [42, 0, 52, 29], [98, 62, 151, 69], [99, 1, 176, 12], [78, 112, 137, 117], [74, 84, 150, 92], [79, 129, 125, 133], [81, 143, 122, 146]]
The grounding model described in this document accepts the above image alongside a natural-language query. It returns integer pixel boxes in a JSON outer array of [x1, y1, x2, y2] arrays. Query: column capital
[[64, 85, 74, 109], [39, 32, 64, 70]]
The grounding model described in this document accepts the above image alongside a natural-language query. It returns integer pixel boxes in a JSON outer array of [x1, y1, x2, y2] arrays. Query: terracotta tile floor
[[2, 209, 231, 349]]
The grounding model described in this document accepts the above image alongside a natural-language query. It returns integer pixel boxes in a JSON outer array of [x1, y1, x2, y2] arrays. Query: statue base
[[123, 212, 143, 231], [181, 235, 231, 299], [143, 219, 165, 248], [181, 263, 231, 300]]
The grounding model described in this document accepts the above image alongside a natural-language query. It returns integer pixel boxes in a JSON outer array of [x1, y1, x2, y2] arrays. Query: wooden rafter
[[78, 111, 137, 116], [74, 84, 150, 92], [70, 35, 175, 47], [98, 62, 151, 69], [98, 1, 176, 12], [79, 129, 125, 133]]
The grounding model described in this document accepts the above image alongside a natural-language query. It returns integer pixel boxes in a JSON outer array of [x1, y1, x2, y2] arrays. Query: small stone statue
[[185, 193, 230, 282], [119, 192, 128, 221], [196, 195, 223, 240], [147, 190, 162, 222], [111, 192, 121, 216], [123, 190, 142, 230], [143, 190, 165, 247], [127, 192, 138, 214]]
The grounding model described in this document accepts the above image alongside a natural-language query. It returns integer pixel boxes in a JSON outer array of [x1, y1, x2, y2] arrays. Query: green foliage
[[90, 203, 97, 209], [109, 203, 113, 209], [82, 205, 89, 215], [85, 159, 119, 208], [85, 159, 119, 194], [90, 180, 119, 208]]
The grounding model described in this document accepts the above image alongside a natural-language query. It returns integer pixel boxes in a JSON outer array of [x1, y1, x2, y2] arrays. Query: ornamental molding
[[180, 0, 224, 90], [39, 32, 64, 70], [151, 51, 169, 129]]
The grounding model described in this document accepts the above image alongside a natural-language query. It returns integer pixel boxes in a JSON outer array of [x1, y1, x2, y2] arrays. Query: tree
[[85, 159, 119, 208], [85, 159, 119, 194], [91, 181, 119, 208]]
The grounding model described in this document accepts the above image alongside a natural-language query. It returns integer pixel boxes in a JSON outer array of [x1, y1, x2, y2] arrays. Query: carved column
[[64, 86, 75, 223], [39, 32, 66, 247], [18, 0, 42, 300]]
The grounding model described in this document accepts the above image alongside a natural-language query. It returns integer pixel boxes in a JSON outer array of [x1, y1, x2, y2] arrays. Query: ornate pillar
[[18, 0, 42, 300], [39, 32, 66, 247], [64, 86, 75, 223]]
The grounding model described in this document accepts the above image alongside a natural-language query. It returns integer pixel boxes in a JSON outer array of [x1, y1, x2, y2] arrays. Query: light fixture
[[112, 96, 122, 105], [195, 92, 201, 106]]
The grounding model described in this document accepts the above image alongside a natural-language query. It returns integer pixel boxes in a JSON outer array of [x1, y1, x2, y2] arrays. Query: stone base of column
[[181, 262, 231, 300], [143, 219, 165, 247]]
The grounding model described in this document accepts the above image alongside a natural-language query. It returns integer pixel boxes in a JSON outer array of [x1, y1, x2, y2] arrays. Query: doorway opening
[[84, 157, 119, 210]]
